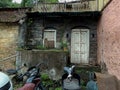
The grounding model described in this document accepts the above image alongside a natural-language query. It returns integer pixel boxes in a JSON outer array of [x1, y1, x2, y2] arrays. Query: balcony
[[32, 0, 110, 13]]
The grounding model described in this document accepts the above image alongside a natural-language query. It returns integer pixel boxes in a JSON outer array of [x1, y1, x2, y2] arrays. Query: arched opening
[[71, 28, 89, 64]]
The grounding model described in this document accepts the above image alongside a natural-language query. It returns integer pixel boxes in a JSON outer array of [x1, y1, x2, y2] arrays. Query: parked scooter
[[6, 65, 26, 84], [62, 65, 81, 90], [17, 63, 45, 90], [6, 63, 45, 90], [0, 65, 25, 90], [86, 72, 98, 90], [0, 71, 13, 90]]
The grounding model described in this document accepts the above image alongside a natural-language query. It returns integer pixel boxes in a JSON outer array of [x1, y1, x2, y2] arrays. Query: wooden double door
[[71, 29, 89, 64]]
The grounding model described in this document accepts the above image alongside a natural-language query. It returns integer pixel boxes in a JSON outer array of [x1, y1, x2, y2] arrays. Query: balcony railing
[[32, 0, 110, 13]]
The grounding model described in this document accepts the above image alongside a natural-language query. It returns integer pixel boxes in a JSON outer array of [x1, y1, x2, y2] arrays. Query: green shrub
[[36, 45, 46, 50]]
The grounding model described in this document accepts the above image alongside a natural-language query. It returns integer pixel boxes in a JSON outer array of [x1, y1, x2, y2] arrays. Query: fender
[[18, 83, 35, 90]]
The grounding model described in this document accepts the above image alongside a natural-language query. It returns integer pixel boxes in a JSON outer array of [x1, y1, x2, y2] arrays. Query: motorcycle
[[0, 64, 26, 90], [62, 65, 81, 90], [0, 71, 13, 90], [17, 63, 45, 90], [6, 64, 26, 85], [7, 63, 45, 90], [86, 72, 98, 90]]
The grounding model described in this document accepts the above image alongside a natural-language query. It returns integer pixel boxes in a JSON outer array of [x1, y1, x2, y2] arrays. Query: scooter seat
[[6, 69, 17, 75], [63, 78, 81, 90]]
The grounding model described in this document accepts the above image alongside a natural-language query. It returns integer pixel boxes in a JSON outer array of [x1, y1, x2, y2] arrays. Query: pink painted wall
[[97, 0, 120, 80]]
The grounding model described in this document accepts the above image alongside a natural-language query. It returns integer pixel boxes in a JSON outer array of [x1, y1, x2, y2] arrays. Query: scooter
[[62, 65, 81, 90], [0, 65, 26, 90], [17, 63, 45, 90], [86, 72, 98, 90], [7, 63, 45, 90], [0, 71, 13, 90], [6, 65, 26, 85]]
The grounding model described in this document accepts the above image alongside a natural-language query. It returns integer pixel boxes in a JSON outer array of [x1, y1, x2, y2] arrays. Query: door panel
[[71, 31, 81, 63], [44, 29, 56, 48], [71, 29, 89, 64]]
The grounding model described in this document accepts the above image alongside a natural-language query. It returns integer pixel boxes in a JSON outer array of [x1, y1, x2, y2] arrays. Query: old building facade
[[19, 0, 109, 65], [16, 0, 110, 80]]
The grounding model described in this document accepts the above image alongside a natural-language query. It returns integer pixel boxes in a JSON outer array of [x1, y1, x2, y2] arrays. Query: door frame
[[71, 28, 89, 64], [43, 29, 56, 48]]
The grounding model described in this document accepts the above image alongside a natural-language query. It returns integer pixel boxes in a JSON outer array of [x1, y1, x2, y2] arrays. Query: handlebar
[[25, 62, 48, 77], [26, 67, 39, 77], [64, 65, 75, 78]]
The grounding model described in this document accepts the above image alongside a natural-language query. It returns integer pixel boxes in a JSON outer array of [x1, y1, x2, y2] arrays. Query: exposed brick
[[97, 0, 120, 80]]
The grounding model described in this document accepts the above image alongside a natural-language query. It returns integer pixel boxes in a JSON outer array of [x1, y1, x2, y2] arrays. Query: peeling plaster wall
[[0, 23, 18, 70], [16, 50, 68, 80], [97, 0, 120, 79]]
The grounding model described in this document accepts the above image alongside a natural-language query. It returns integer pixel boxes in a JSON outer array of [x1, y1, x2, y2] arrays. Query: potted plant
[[61, 41, 68, 51]]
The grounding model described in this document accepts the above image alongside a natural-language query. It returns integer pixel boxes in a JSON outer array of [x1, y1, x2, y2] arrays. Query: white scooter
[[0, 72, 13, 90], [62, 65, 81, 90]]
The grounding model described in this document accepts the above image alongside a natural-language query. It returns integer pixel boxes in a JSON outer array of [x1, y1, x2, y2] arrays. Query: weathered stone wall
[[25, 16, 98, 65], [97, 0, 120, 79], [0, 23, 18, 70], [16, 50, 68, 80]]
